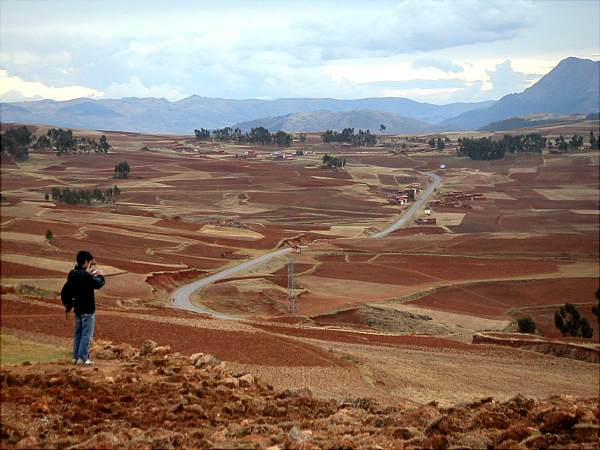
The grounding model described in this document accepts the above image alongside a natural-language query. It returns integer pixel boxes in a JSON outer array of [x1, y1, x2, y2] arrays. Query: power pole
[[287, 254, 297, 314]]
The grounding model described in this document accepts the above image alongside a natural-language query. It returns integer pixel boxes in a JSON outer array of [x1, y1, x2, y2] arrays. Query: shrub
[[517, 316, 536, 334]]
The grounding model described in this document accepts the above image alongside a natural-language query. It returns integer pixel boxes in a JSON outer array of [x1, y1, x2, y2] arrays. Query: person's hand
[[91, 267, 104, 276]]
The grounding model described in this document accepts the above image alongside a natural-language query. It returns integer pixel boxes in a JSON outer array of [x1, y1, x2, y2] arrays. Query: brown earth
[[409, 278, 600, 322], [2, 342, 598, 450]]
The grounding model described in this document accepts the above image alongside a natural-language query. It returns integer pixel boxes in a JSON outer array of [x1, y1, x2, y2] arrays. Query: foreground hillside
[[1, 341, 598, 449]]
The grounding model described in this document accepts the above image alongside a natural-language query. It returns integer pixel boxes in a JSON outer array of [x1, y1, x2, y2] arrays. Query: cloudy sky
[[0, 0, 598, 104]]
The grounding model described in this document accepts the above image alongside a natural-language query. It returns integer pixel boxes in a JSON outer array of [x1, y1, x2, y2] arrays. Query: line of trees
[[457, 133, 547, 160], [550, 134, 585, 152], [321, 128, 377, 147], [50, 186, 121, 205], [39, 128, 111, 155], [322, 154, 346, 168], [194, 127, 293, 146]]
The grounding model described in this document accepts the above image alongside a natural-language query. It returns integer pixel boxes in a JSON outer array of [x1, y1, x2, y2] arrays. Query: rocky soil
[[1, 341, 598, 449]]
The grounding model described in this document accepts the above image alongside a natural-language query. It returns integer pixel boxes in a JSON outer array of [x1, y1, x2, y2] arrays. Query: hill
[[477, 113, 589, 131], [0, 96, 492, 134], [441, 57, 600, 131], [234, 110, 434, 133]]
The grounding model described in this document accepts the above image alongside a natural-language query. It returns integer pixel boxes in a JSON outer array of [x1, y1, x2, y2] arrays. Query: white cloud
[[0, 69, 104, 101], [482, 59, 540, 96]]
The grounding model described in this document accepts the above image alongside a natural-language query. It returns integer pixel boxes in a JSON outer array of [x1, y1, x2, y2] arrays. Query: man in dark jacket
[[69, 250, 105, 365]]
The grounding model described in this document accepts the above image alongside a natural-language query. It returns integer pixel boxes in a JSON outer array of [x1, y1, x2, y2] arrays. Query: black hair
[[76, 250, 94, 267]]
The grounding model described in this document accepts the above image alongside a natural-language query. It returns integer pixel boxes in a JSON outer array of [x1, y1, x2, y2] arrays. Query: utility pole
[[287, 254, 297, 314]]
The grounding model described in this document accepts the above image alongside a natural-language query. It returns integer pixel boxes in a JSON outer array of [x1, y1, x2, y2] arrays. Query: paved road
[[171, 171, 442, 318]]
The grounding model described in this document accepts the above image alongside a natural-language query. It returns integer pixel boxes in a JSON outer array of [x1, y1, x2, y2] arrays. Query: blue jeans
[[73, 313, 95, 361]]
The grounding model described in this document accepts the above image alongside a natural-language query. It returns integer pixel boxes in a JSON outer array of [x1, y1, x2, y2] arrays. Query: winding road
[[171, 171, 442, 318]]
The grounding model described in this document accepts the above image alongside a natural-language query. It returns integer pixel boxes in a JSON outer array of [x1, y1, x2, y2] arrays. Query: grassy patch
[[0, 334, 70, 366]]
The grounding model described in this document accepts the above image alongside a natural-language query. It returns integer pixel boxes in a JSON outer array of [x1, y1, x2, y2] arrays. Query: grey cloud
[[360, 79, 469, 90], [412, 58, 464, 73]]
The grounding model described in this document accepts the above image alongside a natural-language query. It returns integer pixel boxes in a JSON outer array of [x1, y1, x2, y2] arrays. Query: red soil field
[[95, 257, 188, 274], [272, 263, 313, 276], [53, 237, 169, 265], [409, 277, 599, 320], [312, 255, 558, 286], [251, 323, 524, 355], [316, 254, 347, 263], [387, 227, 448, 236], [0, 298, 343, 367], [377, 174, 397, 185], [337, 233, 599, 258], [512, 304, 600, 339], [149, 253, 226, 271], [1, 218, 80, 236], [183, 243, 247, 259], [0, 262, 65, 278], [346, 155, 422, 169], [440, 234, 599, 257], [145, 269, 208, 292], [311, 308, 372, 330], [0, 240, 62, 259]]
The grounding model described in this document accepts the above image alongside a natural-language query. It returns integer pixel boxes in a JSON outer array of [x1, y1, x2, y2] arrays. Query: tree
[[517, 316, 536, 334], [589, 131, 599, 149], [436, 137, 445, 150], [45, 229, 53, 243], [47, 128, 75, 154], [249, 127, 271, 145], [1, 126, 33, 161], [569, 134, 583, 149], [554, 303, 594, 338], [299, 133, 306, 142], [380, 124, 386, 134], [556, 135, 568, 151], [273, 131, 292, 147], [428, 138, 436, 148], [322, 154, 345, 169], [98, 135, 111, 153], [114, 161, 130, 179], [33, 135, 51, 149]]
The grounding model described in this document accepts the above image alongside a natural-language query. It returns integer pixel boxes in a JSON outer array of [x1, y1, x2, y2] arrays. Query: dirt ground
[[2, 125, 599, 420], [2, 342, 598, 449]]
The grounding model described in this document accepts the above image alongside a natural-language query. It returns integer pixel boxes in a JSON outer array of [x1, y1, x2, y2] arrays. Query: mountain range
[[0, 57, 598, 134], [233, 110, 433, 134]]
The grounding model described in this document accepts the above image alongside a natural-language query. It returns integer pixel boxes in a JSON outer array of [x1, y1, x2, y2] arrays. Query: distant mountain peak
[[440, 56, 599, 131]]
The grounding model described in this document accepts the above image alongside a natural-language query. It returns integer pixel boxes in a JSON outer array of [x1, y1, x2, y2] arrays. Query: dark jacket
[[67, 266, 105, 315]]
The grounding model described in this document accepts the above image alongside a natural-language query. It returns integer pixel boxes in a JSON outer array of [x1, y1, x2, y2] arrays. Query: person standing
[[68, 250, 105, 365]]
